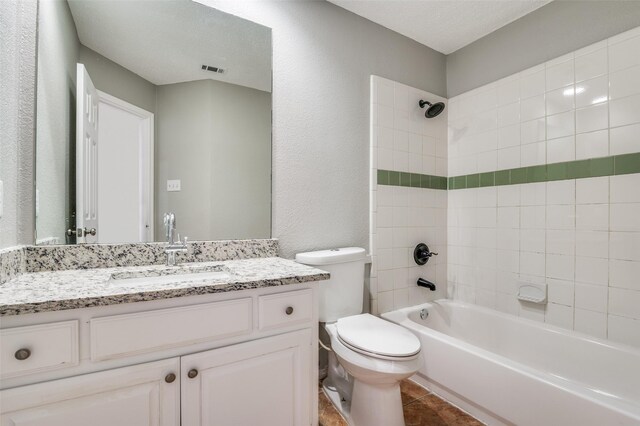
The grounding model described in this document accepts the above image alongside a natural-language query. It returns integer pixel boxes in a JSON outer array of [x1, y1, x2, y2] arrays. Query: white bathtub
[[383, 300, 640, 426]]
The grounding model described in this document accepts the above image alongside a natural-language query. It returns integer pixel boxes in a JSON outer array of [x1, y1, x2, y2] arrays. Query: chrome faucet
[[163, 212, 188, 266]]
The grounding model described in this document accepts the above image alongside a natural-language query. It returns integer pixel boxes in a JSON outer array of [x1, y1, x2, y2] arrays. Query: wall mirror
[[35, 0, 272, 245]]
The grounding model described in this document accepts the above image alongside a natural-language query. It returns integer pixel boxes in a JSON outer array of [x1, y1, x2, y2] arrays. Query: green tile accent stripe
[[377, 169, 447, 190], [447, 153, 640, 190]]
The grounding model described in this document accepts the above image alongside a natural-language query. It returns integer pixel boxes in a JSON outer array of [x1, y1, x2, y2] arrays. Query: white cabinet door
[[181, 329, 312, 426], [0, 358, 180, 426]]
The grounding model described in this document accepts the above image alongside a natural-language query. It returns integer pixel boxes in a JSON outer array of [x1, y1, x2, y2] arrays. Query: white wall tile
[[609, 232, 640, 262], [576, 176, 609, 204], [547, 278, 574, 306], [520, 251, 545, 276], [610, 174, 640, 203], [520, 68, 546, 98], [546, 87, 574, 115], [546, 59, 574, 91], [497, 186, 520, 206], [546, 136, 575, 163], [575, 283, 608, 312], [608, 315, 640, 347], [521, 229, 545, 252], [575, 231, 609, 258], [497, 146, 520, 169], [575, 47, 607, 82], [576, 103, 609, 134], [574, 309, 607, 338], [546, 111, 574, 139], [610, 123, 640, 155], [521, 95, 545, 121], [520, 183, 546, 206], [546, 303, 574, 329], [546, 230, 575, 255], [521, 141, 546, 167], [575, 75, 608, 108], [546, 180, 575, 205], [522, 117, 547, 144], [576, 204, 608, 231], [496, 228, 519, 251], [610, 203, 640, 231], [608, 33, 640, 73], [547, 254, 574, 280], [609, 259, 640, 290], [445, 37, 640, 346], [609, 65, 640, 100], [547, 205, 575, 229], [575, 129, 608, 160], [498, 102, 520, 127], [521, 206, 546, 229], [575, 256, 608, 285], [610, 93, 640, 127], [609, 287, 640, 319]]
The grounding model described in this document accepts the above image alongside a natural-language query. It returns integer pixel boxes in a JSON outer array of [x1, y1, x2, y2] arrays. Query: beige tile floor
[[318, 379, 484, 426]]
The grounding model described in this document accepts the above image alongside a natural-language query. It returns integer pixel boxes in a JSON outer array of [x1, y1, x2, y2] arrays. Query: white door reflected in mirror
[[75, 63, 99, 244]]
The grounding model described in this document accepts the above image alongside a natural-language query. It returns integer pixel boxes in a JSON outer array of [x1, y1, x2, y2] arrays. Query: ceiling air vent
[[201, 64, 225, 74]]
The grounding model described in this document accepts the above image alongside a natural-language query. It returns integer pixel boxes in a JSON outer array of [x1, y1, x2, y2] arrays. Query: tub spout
[[417, 278, 436, 291]]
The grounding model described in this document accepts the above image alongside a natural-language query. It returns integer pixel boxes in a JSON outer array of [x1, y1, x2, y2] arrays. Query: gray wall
[[0, 0, 37, 249], [447, 0, 640, 96], [79, 45, 157, 114], [35, 0, 79, 244], [202, 0, 447, 258], [155, 79, 271, 242]]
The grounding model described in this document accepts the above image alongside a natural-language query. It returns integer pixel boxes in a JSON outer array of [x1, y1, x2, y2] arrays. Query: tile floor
[[318, 379, 484, 426]]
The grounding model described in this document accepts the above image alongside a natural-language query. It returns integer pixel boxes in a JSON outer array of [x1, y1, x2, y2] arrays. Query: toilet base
[[323, 377, 405, 426], [350, 380, 405, 426]]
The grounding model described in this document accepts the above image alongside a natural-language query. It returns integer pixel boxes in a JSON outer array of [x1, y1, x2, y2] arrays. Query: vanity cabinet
[[182, 329, 311, 426], [0, 285, 318, 426], [0, 357, 180, 426]]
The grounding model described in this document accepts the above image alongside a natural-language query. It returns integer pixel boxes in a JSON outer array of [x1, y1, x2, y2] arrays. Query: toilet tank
[[295, 247, 366, 322]]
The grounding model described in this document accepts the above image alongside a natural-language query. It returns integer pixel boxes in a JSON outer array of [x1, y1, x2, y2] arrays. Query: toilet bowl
[[323, 314, 421, 426], [296, 247, 422, 426]]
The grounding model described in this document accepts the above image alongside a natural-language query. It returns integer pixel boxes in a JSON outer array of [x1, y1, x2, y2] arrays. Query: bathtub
[[382, 300, 640, 426]]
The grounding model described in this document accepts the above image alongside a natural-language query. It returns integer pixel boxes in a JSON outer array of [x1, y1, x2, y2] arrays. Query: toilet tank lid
[[295, 247, 366, 266]]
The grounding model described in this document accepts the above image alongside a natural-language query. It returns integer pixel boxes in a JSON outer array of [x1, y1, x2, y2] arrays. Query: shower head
[[419, 100, 445, 118]]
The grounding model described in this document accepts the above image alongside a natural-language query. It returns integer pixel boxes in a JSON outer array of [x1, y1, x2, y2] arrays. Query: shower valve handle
[[414, 243, 438, 265]]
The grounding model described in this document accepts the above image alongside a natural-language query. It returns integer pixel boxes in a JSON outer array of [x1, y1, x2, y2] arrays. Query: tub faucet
[[163, 212, 188, 266], [417, 278, 436, 291]]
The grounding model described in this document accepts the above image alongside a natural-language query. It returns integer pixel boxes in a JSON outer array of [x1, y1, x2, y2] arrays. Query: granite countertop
[[0, 257, 329, 316]]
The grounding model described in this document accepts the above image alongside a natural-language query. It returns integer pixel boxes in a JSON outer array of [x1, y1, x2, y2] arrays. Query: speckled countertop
[[0, 258, 329, 316]]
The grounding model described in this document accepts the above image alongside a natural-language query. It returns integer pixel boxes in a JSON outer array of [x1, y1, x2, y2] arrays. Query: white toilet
[[296, 247, 421, 426]]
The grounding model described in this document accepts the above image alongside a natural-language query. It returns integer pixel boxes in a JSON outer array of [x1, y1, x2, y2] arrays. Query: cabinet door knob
[[188, 369, 198, 379], [285, 306, 294, 315], [14, 348, 31, 361], [165, 373, 176, 383]]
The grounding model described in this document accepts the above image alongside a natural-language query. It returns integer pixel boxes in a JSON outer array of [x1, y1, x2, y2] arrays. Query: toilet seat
[[336, 314, 421, 360]]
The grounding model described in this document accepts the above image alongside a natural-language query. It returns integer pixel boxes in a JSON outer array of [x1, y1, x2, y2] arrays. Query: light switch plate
[[167, 179, 181, 192]]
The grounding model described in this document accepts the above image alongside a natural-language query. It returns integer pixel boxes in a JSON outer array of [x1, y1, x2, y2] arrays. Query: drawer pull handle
[[285, 306, 294, 315], [188, 369, 198, 379], [165, 373, 176, 383], [14, 348, 31, 361]]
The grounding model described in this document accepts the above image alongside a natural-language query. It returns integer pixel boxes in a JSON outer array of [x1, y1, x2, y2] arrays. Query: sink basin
[[109, 264, 231, 286]]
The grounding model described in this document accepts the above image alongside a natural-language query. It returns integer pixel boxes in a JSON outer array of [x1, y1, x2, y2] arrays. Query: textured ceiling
[[68, 0, 271, 92], [327, 0, 552, 54]]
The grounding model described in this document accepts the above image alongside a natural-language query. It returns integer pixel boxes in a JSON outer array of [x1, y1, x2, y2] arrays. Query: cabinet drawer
[[258, 289, 313, 331], [90, 298, 252, 361], [0, 320, 79, 379]]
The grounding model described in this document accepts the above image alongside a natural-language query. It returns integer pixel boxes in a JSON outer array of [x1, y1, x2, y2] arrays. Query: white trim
[[97, 91, 155, 242]]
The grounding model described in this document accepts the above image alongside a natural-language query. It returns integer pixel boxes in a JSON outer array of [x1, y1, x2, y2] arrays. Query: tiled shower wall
[[447, 27, 640, 347], [370, 76, 448, 315]]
